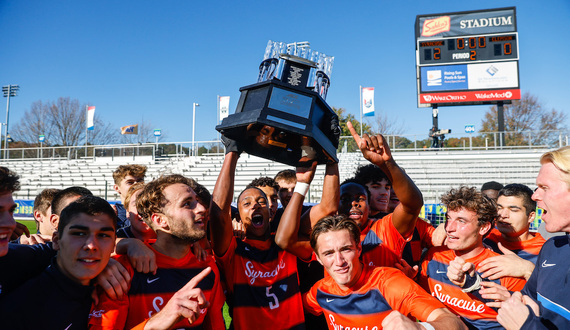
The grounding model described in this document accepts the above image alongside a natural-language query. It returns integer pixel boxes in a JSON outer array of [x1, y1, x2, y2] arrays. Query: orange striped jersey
[[402, 218, 435, 267], [303, 264, 445, 329], [88, 242, 225, 330], [359, 219, 400, 268], [216, 236, 305, 330], [484, 228, 546, 264], [370, 213, 409, 258], [420, 246, 526, 329]]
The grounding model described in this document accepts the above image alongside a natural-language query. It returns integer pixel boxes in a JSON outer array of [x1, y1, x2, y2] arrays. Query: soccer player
[[115, 182, 155, 241], [419, 186, 526, 329], [353, 163, 391, 220], [481, 181, 503, 202], [479, 184, 545, 281], [247, 177, 280, 220], [0, 196, 117, 329], [210, 137, 305, 329], [17, 188, 60, 245], [89, 174, 225, 329], [274, 169, 297, 209], [345, 122, 423, 260], [112, 164, 147, 228], [0, 167, 19, 257], [303, 215, 466, 330], [498, 147, 570, 329]]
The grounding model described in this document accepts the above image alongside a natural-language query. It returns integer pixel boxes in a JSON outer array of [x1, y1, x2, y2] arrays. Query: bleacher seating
[[1, 149, 544, 205]]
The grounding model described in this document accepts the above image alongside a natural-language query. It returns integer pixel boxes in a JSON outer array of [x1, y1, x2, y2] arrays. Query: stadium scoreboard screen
[[415, 7, 521, 107]]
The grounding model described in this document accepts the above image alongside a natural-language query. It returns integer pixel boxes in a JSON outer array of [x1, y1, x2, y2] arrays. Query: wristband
[[419, 322, 435, 330], [462, 272, 482, 293], [293, 182, 310, 196]]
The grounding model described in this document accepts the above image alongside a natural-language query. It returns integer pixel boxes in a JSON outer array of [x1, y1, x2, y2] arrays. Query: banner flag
[[121, 124, 138, 135], [362, 87, 375, 117], [87, 106, 95, 130], [219, 96, 230, 121]]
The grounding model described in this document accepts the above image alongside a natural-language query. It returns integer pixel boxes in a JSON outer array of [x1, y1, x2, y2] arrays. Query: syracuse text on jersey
[[244, 259, 286, 285]]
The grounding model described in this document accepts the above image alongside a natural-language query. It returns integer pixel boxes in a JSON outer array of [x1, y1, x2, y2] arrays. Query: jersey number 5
[[266, 286, 280, 310]]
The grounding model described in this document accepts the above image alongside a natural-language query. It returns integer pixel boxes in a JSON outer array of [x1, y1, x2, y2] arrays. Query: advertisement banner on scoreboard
[[419, 88, 520, 105], [14, 200, 34, 218], [416, 7, 516, 40], [420, 61, 518, 92]]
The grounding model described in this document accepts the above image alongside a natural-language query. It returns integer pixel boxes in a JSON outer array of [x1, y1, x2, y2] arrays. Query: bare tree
[[366, 111, 405, 136], [13, 97, 121, 146], [480, 92, 567, 146]]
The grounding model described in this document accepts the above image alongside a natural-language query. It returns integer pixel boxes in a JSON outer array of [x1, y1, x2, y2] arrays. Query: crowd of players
[[0, 122, 569, 329]]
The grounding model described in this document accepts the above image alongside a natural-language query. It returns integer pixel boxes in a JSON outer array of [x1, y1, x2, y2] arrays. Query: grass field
[[17, 220, 36, 234]]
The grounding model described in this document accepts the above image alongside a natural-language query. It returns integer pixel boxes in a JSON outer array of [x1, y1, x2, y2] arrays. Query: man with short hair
[[112, 164, 147, 228], [420, 186, 526, 329], [498, 147, 570, 329], [210, 139, 306, 329], [274, 169, 297, 209], [116, 182, 155, 241], [354, 163, 391, 220], [0, 167, 19, 257], [303, 215, 466, 330], [0, 196, 118, 329], [479, 184, 545, 281], [247, 176, 280, 226], [89, 174, 224, 329], [49, 186, 93, 234], [481, 181, 503, 202], [18, 188, 60, 245]]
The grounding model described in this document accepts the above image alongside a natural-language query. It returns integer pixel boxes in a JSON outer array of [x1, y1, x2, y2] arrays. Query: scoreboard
[[415, 7, 521, 107]]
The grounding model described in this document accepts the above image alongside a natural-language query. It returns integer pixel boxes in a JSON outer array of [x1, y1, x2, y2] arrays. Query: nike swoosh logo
[[147, 277, 160, 284], [436, 270, 446, 274], [326, 298, 334, 303], [542, 260, 556, 268], [245, 247, 250, 251], [65, 324, 73, 330]]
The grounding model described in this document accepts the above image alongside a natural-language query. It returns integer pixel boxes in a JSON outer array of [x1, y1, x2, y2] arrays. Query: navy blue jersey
[[521, 234, 570, 329], [114, 202, 130, 228], [0, 260, 94, 329], [0, 242, 55, 298]]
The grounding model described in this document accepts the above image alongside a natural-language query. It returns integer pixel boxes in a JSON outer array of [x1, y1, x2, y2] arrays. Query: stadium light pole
[[2, 85, 19, 159], [192, 102, 199, 156]]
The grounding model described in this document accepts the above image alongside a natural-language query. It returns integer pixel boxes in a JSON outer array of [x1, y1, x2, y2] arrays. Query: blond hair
[[540, 146, 570, 186]]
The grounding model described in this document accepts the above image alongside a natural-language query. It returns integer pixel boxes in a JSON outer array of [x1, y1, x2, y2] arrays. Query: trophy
[[216, 40, 340, 166]]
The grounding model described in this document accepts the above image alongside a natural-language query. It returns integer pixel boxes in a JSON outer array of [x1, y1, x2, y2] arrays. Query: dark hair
[[340, 179, 370, 203], [481, 181, 503, 191], [274, 169, 296, 184], [58, 196, 118, 235], [33, 188, 60, 214], [51, 187, 93, 216], [353, 164, 390, 186], [193, 182, 212, 208], [136, 174, 199, 222], [247, 177, 279, 193], [237, 186, 268, 204], [0, 167, 20, 194], [441, 186, 497, 227], [499, 184, 536, 216], [310, 215, 361, 253]]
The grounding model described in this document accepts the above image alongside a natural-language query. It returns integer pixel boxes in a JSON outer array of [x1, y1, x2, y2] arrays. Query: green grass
[[17, 220, 36, 234], [223, 302, 232, 329]]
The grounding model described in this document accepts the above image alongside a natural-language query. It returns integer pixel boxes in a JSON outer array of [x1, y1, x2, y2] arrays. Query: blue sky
[[1, 0, 568, 143]]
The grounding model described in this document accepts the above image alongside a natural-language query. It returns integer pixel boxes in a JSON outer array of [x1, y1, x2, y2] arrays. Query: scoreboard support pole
[[497, 101, 505, 147], [432, 105, 439, 131]]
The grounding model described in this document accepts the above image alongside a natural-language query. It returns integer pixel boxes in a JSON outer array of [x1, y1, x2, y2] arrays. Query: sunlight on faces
[[161, 183, 207, 242], [37, 205, 54, 236], [276, 180, 295, 208], [0, 193, 16, 257], [53, 213, 116, 285], [315, 229, 362, 290], [257, 186, 278, 219], [533, 162, 570, 233], [115, 175, 144, 200], [127, 190, 153, 236], [496, 195, 534, 239], [238, 188, 270, 238], [445, 208, 491, 258], [365, 179, 391, 214], [339, 183, 370, 229]]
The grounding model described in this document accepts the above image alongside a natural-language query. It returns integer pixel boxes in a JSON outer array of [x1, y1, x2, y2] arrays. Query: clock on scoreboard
[[415, 7, 521, 107]]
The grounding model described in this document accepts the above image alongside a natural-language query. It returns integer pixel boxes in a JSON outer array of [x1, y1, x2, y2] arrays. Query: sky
[[1, 0, 568, 144]]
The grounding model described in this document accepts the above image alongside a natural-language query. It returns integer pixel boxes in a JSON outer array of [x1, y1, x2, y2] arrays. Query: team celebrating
[[0, 122, 569, 329]]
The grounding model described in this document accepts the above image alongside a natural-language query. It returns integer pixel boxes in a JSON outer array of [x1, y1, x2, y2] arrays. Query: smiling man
[[498, 147, 570, 329], [303, 215, 466, 330], [210, 138, 305, 329], [89, 174, 225, 330], [419, 186, 526, 329], [479, 184, 545, 281], [0, 167, 18, 257], [0, 196, 117, 329]]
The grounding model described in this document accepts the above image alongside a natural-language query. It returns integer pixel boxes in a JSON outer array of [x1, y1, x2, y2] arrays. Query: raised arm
[[306, 162, 339, 229], [210, 145, 240, 257], [274, 161, 316, 261], [347, 121, 422, 237]]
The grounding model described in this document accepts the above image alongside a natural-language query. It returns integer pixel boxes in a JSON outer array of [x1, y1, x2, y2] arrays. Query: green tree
[[480, 92, 567, 147], [333, 107, 371, 152]]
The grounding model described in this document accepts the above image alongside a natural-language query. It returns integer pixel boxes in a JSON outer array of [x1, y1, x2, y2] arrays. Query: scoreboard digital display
[[415, 7, 521, 107], [418, 33, 518, 65]]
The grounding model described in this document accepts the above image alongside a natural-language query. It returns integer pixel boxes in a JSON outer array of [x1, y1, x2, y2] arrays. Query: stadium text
[[460, 16, 513, 29]]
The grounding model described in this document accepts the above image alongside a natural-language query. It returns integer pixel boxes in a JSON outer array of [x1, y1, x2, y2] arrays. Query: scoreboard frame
[[415, 7, 521, 108]]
